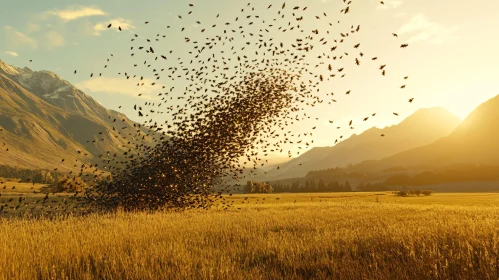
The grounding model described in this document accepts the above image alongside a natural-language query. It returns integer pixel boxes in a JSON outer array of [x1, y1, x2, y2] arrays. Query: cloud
[[79, 21, 97, 36], [397, 13, 459, 45], [93, 18, 136, 36], [3, 25, 38, 49], [76, 77, 163, 99], [44, 30, 65, 49], [4, 51, 19, 57], [397, 13, 433, 34], [46, 6, 107, 22], [26, 23, 41, 34]]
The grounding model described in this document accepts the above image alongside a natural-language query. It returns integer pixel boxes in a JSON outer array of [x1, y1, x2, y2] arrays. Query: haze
[[2, 0, 499, 157]]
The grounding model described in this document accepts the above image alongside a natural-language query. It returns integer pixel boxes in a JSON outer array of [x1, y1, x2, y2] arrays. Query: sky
[[1, 0, 499, 164]]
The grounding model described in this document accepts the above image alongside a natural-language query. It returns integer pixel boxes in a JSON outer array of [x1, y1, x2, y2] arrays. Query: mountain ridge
[[348, 94, 499, 172], [260, 107, 462, 180], [0, 58, 155, 171]]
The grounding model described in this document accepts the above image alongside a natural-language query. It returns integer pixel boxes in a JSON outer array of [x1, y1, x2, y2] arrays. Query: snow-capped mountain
[[0, 59, 154, 170], [0, 60, 112, 120]]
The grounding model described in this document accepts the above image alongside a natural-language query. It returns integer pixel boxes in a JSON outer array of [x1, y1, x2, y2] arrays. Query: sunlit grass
[[0, 192, 498, 279]]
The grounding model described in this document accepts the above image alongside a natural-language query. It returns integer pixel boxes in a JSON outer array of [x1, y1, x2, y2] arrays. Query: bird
[[1, 0, 417, 217]]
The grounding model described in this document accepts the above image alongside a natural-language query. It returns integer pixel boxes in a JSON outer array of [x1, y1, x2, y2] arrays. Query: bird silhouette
[[2, 0, 416, 217]]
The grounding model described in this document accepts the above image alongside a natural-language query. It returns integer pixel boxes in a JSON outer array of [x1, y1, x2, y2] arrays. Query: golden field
[[0, 192, 498, 280]]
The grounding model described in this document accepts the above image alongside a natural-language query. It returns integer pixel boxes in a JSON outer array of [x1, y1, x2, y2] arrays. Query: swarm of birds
[[1, 1, 414, 217]]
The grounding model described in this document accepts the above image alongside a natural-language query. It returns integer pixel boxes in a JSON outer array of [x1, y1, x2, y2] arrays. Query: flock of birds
[[1, 1, 414, 217]]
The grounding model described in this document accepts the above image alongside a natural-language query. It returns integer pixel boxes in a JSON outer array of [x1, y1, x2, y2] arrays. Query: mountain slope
[[350, 94, 499, 172], [0, 59, 154, 171], [263, 107, 462, 180]]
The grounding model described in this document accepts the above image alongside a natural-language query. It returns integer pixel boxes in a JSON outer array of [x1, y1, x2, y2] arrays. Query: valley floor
[[1, 192, 498, 280]]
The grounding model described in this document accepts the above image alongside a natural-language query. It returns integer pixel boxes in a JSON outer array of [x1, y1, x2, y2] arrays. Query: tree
[[43, 171, 55, 184], [257, 182, 273, 193], [244, 181, 273, 193], [331, 181, 342, 192], [343, 181, 352, 192], [50, 176, 69, 193], [357, 182, 365, 191], [244, 181, 254, 193], [32, 171, 44, 184], [304, 180, 310, 191], [310, 180, 316, 191], [317, 179, 326, 192]]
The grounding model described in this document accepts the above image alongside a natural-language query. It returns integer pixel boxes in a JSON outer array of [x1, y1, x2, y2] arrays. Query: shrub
[[396, 189, 433, 197], [421, 190, 433, 196], [410, 189, 422, 196], [48, 176, 88, 193], [396, 190, 409, 197]]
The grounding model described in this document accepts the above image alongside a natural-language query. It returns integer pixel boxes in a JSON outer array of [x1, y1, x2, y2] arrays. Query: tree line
[[0, 165, 58, 184], [244, 179, 352, 193], [383, 164, 499, 186]]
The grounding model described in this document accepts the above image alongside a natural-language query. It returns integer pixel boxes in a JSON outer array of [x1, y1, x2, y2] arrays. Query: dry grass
[[0, 192, 498, 280]]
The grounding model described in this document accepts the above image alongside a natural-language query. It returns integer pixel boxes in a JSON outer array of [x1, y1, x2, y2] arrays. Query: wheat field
[[0, 192, 498, 280]]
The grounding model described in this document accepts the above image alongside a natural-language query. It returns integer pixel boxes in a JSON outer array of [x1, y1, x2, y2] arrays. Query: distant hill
[[262, 107, 462, 180], [350, 94, 499, 172], [0, 59, 155, 171]]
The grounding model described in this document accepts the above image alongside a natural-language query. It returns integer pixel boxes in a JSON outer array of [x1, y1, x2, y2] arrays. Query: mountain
[[0, 59, 153, 171], [350, 94, 499, 172], [262, 107, 462, 180]]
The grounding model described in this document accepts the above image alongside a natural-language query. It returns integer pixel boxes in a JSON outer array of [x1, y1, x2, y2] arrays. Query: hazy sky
[[1, 0, 499, 162]]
